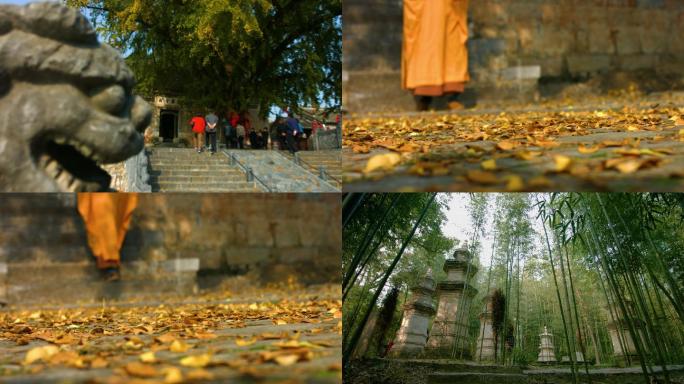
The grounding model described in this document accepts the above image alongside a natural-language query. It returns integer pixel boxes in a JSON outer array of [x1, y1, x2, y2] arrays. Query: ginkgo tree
[[65, 0, 342, 114]]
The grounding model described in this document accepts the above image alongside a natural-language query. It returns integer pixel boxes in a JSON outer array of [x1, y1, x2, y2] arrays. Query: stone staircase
[[225, 150, 339, 192], [0, 195, 198, 306], [147, 147, 262, 192], [285, 150, 342, 188]]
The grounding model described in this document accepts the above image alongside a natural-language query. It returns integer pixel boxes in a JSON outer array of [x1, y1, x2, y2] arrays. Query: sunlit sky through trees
[[440, 193, 546, 271]]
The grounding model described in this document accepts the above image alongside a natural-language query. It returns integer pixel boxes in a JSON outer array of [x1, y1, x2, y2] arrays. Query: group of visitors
[[189, 111, 257, 154], [270, 113, 306, 154], [188, 110, 311, 154]]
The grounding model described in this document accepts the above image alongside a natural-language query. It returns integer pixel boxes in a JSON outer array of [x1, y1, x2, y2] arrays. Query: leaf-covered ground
[[343, 92, 684, 191], [0, 285, 341, 383]]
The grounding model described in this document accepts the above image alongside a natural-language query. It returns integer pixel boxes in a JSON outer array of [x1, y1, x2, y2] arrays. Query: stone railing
[[311, 127, 341, 150], [124, 148, 152, 192]]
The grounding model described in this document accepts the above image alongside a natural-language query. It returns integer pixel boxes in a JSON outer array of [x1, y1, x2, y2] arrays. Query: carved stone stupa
[[475, 290, 496, 361], [537, 326, 557, 363], [426, 247, 478, 357], [606, 299, 646, 364], [388, 269, 436, 357]]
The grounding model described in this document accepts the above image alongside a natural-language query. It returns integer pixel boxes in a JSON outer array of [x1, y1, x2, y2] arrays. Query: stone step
[[152, 187, 260, 192], [149, 160, 230, 166], [152, 182, 260, 192], [428, 373, 528, 384], [5, 261, 197, 305], [150, 171, 243, 178], [149, 165, 237, 171], [151, 175, 247, 183]]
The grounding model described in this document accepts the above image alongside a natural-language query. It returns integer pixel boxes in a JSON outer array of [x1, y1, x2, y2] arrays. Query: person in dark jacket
[[205, 112, 219, 154]]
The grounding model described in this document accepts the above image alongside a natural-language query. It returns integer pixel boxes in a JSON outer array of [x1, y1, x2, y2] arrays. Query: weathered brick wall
[[343, 0, 684, 111], [129, 194, 341, 284]]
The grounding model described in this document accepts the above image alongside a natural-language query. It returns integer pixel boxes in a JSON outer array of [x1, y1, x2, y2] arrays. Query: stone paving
[[0, 286, 342, 384], [225, 150, 339, 192], [343, 92, 684, 192]]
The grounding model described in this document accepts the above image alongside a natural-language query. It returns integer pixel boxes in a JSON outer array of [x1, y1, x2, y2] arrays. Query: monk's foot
[[448, 101, 465, 110], [102, 267, 121, 282], [414, 96, 432, 112]]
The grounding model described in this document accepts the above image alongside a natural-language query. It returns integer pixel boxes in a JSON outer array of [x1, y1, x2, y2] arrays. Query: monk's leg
[[413, 95, 433, 111], [113, 193, 139, 250], [77, 193, 122, 273]]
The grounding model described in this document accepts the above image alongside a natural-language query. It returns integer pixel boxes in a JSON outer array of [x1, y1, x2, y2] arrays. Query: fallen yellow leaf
[[90, 357, 108, 369], [180, 353, 212, 368], [274, 354, 300, 366], [577, 145, 600, 154], [235, 337, 257, 347], [363, 153, 401, 173], [186, 369, 215, 381], [481, 159, 497, 171], [496, 140, 518, 151], [139, 351, 157, 364], [25, 345, 59, 365], [124, 362, 158, 378], [553, 155, 572, 172], [170, 340, 191, 353], [163, 367, 184, 384], [505, 175, 524, 191], [465, 170, 499, 184], [615, 159, 644, 174]]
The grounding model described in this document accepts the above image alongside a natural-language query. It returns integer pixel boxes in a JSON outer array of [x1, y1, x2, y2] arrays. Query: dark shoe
[[448, 101, 465, 110], [102, 267, 120, 282], [414, 96, 432, 111]]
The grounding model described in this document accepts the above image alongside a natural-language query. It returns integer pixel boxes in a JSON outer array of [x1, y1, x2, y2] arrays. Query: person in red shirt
[[189, 114, 206, 153]]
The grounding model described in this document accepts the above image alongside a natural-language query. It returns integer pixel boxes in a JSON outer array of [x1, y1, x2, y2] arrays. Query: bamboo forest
[[342, 193, 684, 384]]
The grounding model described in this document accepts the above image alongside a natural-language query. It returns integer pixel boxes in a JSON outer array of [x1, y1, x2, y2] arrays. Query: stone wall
[[343, 0, 684, 112], [128, 194, 341, 284], [0, 194, 340, 288]]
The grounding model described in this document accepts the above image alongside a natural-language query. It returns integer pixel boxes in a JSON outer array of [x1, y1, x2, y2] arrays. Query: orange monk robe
[[77, 193, 138, 269], [402, 0, 470, 96]]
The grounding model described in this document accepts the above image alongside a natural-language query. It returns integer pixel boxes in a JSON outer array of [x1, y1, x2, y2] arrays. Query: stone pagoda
[[388, 269, 437, 357], [475, 290, 496, 361], [537, 326, 557, 363], [426, 247, 478, 357], [606, 299, 645, 364]]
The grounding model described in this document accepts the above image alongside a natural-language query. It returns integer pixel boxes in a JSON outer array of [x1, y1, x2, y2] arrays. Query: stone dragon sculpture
[[0, 2, 151, 192]]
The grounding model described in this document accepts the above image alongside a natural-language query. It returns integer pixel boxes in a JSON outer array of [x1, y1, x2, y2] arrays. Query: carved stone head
[[0, 3, 151, 191]]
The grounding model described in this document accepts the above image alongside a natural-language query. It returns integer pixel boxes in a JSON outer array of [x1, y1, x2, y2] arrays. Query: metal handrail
[[221, 150, 272, 192], [292, 152, 341, 186]]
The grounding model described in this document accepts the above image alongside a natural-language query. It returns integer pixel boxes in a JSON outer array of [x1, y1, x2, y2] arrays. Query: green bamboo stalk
[[561, 241, 592, 382], [343, 194, 393, 291], [343, 193, 436, 367], [580, 233, 632, 367], [343, 193, 366, 229], [478, 231, 497, 361], [539, 200, 578, 384], [596, 194, 671, 384], [582, 195, 651, 384]]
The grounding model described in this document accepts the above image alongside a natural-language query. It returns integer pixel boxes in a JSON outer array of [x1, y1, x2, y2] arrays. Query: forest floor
[[343, 91, 684, 192], [344, 358, 684, 384], [0, 284, 342, 384]]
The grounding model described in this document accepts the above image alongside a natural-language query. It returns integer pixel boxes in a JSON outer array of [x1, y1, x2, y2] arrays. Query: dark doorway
[[159, 110, 178, 142]]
